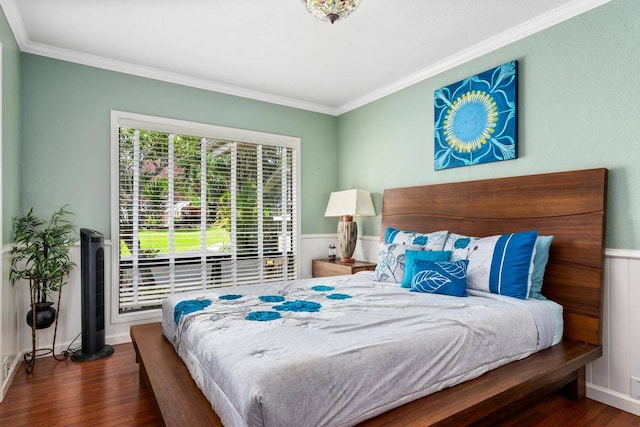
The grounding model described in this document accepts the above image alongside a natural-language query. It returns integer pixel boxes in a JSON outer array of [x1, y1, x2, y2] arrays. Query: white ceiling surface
[[2, 0, 610, 115]]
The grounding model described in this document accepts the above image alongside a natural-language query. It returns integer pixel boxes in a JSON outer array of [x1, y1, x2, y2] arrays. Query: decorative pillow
[[401, 250, 452, 288], [384, 227, 448, 251], [445, 231, 538, 299], [410, 260, 468, 297], [529, 236, 553, 300], [374, 243, 422, 283]]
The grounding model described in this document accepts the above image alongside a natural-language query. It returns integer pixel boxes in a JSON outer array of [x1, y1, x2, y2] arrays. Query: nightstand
[[311, 259, 377, 278]]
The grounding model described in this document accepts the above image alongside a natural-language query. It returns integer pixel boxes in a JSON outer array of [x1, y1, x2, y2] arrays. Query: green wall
[[20, 55, 339, 237], [0, 6, 21, 244], [337, 0, 639, 249], [13, 0, 640, 249]]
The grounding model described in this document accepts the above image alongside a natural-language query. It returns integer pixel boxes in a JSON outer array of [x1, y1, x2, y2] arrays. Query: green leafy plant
[[9, 206, 79, 303]]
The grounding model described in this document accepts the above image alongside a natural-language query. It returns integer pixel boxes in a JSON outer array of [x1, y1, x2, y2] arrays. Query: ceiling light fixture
[[301, 0, 363, 24]]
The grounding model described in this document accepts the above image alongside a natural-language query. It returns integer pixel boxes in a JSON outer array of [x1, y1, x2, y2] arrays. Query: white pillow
[[445, 231, 538, 299], [374, 242, 423, 283], [384, 227, 448, 250]]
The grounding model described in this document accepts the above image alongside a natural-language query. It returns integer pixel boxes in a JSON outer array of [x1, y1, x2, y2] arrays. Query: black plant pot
[[26, 301, 57, 329]]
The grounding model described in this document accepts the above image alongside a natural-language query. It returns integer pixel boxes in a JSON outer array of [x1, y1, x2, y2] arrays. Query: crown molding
[[1, 0, 611, 117], [0, 0, 27, 50], [334, 0, 612, 115], [20, 40, 338, 116]]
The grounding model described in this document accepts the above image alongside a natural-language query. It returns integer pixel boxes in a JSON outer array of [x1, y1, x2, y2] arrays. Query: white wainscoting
[[587, 250, 640, 415], [1, 245, 20, 403], [3, 235, 640, 415]]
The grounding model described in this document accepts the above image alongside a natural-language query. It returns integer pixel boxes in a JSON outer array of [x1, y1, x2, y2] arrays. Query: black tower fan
[[72, 228, 114, 361]]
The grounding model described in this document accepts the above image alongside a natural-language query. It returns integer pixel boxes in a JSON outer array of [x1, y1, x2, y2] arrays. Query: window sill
[[111, 306, 162, 325]]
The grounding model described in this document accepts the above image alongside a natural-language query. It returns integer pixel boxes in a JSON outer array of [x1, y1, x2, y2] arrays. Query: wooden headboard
[[381, 168, 608, 346]]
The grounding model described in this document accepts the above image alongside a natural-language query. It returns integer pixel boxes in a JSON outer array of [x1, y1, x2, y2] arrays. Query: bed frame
[[131, 168, 608, 426]]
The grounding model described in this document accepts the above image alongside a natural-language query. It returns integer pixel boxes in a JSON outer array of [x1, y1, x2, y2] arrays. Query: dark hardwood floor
[[0, 343, 158, 426], [0, 342, 638, 426]]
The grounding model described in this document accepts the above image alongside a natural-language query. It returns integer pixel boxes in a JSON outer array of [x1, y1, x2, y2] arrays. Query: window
[[111, 111, 299, 317]]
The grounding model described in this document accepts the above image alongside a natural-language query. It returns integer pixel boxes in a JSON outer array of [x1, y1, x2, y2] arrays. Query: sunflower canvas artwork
[[434, 60, 518, 170]]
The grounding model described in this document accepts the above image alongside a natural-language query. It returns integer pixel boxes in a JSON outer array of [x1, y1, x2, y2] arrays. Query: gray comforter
[[162, 272, 555, 427]]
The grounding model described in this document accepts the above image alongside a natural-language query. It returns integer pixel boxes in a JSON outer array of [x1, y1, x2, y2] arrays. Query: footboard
[[358, 340, 601, 426], [131, 323, 222, 427]]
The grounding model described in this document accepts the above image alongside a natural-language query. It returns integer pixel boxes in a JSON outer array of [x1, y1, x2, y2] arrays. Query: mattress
[[162, 271, 562, 427]]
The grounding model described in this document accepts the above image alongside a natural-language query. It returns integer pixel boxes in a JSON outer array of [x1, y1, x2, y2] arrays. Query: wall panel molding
[[1, 244, 20, 402], [5, 234, 640, 415]]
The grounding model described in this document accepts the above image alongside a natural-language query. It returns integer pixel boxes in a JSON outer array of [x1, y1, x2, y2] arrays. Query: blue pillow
[[446, 231, 538, 299], [401, 250, 452, 288], [384, 227, 448, 250], [529, 236, 553, 299], [410, 260, 468, 297]]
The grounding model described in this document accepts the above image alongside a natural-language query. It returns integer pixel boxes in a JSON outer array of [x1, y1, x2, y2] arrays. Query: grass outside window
[[120, 228, 229, 256]]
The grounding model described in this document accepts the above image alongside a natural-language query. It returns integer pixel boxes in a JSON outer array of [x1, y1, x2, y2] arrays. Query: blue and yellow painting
[[434, 60, 517, 170]]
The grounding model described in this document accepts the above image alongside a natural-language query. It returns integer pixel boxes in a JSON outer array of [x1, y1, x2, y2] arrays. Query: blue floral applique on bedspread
[[219, 294, 243, 301], [327, 293, 352, 300], [235, 282, 355, 321], [259, 295, 286, 303], [273, 300, 322, 312], [174, 299, 212, 324], [245, 311, 282, 321], [311, 285, 335, 292]]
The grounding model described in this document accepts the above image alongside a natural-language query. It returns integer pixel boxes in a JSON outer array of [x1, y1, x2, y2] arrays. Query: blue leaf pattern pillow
[[401, 250, 452, 288], [384, 228, 448, 250], [373, 243, 422, 283], [444, 231, 538, 299], [410, 260, 468, 297]]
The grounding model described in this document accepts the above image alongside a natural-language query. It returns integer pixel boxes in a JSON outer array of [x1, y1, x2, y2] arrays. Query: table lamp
[[324, 189, 376, 263]]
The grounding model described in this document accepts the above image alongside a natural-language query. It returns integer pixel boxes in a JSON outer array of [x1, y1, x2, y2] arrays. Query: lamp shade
[[324, 189, 375, 218]]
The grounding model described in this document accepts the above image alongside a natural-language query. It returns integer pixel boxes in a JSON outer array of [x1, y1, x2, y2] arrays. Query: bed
[[130, 167, 607, 426]]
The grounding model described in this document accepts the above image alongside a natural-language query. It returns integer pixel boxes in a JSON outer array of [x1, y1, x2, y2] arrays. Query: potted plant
[[9, 206, 78, 329]]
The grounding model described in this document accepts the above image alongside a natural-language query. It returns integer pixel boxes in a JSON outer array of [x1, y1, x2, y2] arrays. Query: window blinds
[[117, 126, 297, 312]]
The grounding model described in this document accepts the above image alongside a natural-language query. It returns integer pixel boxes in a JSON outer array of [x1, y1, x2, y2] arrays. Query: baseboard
[[15, 332, 134, 362], [587, 383, 640, 416], [1, 353, 21, 402], [107, 332, 133, 347], [65, 332, 133, 354]]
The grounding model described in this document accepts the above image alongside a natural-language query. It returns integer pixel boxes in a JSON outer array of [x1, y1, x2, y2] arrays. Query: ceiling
[[1, 0, 610, 115]]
